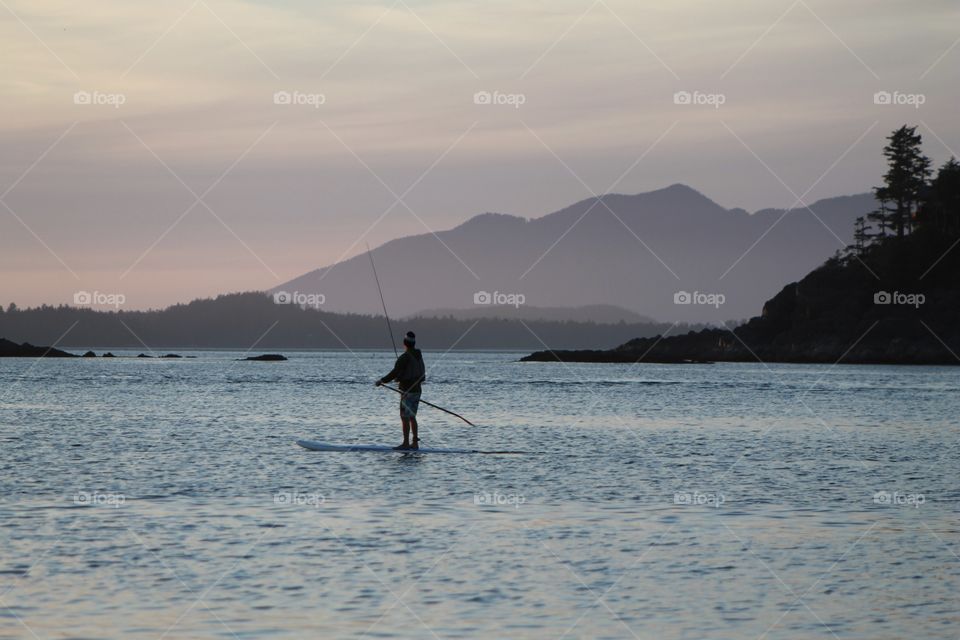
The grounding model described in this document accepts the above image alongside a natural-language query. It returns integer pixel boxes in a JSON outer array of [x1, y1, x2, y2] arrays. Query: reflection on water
[[1, 352, 958, 639]]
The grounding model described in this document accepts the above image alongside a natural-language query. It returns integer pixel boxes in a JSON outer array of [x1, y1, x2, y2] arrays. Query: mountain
[[521, 211, 960, 365], [520, 125, 960, 365], [273, 184, 875, 322], [404, 304, 654, 324]]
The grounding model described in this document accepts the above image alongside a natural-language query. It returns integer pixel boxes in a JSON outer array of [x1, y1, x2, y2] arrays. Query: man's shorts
[[400, 391, 421, 419]]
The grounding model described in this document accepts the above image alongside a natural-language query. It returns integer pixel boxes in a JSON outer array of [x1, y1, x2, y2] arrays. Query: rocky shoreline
[[0, 338, 77, 358], [0, 339, 285, 361], [520, 325, 960, 365], [522, 253, 960, 366]]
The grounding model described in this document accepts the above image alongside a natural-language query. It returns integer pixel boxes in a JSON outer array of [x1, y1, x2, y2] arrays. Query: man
[[376, 331, 426, 450]]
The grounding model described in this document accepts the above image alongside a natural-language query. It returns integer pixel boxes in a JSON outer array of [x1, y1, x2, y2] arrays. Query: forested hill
[[522, 126, 960, 365], [0, 293, 703, 351]]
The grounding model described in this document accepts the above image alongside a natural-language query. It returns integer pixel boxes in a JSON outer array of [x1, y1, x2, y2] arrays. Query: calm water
[[1, 351, 958, 639]]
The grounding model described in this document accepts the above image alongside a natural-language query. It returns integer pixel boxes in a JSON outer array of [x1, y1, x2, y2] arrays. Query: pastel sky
[[1, 0, 957, 309]]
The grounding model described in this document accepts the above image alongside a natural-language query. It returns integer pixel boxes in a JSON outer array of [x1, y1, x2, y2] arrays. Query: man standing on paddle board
[[376, 331, 426, 450]]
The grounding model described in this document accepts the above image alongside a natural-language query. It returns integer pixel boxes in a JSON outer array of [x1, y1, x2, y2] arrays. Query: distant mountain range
[[274, 184, 875, 322]]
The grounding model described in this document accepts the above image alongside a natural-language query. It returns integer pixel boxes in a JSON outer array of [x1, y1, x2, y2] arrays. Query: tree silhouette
[[874, 125, 931, 238], [848, 215, 872, 257], [919, 157, 960, 237], [867, 200, 889, 240]]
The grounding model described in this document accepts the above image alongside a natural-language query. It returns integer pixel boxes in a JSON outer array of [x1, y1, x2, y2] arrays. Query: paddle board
[[296, 439, 523, 455]]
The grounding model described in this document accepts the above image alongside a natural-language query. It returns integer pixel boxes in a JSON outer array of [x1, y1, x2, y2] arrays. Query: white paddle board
[[296, 439, 523, 455]]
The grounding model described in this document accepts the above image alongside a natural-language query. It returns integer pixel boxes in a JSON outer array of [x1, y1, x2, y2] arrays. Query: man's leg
[[409, 416, 418, 448], [401, 416, 410, 446]]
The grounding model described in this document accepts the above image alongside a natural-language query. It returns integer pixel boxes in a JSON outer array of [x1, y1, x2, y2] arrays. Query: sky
[[1, 0, 957, 309]]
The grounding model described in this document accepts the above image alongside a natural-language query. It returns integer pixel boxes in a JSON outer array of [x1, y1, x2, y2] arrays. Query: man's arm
[[379, 353, 408, 384]]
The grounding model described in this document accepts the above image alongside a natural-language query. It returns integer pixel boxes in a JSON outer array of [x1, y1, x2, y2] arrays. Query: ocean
[[1, 351, 958, 639]]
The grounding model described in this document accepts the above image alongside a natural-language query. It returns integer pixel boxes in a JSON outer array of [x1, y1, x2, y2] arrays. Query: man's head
[[403, 331, 416, 350]]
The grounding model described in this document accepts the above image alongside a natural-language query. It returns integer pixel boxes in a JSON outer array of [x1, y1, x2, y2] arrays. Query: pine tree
[[875, 125, 931, 238], [867, 201, 889, 240], [851, 216, 871, 256]]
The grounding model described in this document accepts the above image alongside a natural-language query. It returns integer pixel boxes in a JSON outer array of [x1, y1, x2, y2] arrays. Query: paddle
[[378, 383, 477, 427]]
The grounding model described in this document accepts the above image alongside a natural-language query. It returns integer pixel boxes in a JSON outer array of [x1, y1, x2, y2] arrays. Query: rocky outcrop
[[0, 338, 76, 358]]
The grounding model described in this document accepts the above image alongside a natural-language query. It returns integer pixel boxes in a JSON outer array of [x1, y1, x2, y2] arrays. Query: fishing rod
[[366, 243, 476, 428], [367, 243, 398, 358]]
